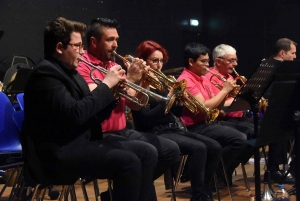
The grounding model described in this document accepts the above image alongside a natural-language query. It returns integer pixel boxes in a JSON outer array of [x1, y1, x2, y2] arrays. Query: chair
[[16, 93, 24, 110], [0, 92, 23, 201], [167, 154, 188, 201], [12, 109, 110, 201], [11, 109, 78, 201]]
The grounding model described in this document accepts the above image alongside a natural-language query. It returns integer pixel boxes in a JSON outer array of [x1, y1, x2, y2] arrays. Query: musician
[[22, 17, 158, 201], [132, 40, 222, 201], [265, 38, 297, 183], [205, 44, 254, 132], [77, 18, 180, 199], [207, 44, 256, 138], [177, 42, 248, 186]]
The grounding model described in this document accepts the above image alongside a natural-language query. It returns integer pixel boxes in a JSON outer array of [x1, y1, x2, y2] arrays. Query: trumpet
[[113, 51, 165, 92], [78, 57, 170, 107], [182, 90, 220, 123], [232, 68, 247, 85], [205, 67, 239, 98], [233, 68, 268, 111], [147, 68, 218, 122]]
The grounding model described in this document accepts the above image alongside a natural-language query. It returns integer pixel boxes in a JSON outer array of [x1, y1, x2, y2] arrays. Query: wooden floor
[[0, 162, 297, 201]]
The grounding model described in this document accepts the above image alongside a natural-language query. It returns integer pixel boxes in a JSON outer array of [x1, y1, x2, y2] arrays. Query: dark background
[[1, 0, 300, 81]]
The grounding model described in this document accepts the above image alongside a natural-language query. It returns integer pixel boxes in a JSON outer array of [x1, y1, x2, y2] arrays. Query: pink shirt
[[205, 67, 243, 118], [177, 68, 214, 126], [77, 51, 127, 132]]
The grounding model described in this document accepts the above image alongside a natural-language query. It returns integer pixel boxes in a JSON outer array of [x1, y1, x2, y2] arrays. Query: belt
[[186, 121, 206, 131], [152, 122, 185, 132]]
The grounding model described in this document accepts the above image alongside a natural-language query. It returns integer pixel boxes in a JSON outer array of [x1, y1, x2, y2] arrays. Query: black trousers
[[222, 118, 256, 139], [156, 129, 222, 196], [187, 121, 248, 176], [103, 129, 180, 180], [58, 135, 158, 201], [218, 119, 256, 167]]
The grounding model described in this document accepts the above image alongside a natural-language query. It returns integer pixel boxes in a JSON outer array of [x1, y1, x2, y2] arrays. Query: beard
[[110, 53, 116, 62]]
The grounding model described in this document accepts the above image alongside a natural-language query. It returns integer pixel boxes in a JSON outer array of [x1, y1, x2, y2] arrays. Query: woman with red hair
[[132, 40, 222, 201]]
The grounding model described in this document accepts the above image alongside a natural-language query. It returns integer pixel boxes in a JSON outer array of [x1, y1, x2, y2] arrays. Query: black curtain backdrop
[[1, 0, 300, 81]]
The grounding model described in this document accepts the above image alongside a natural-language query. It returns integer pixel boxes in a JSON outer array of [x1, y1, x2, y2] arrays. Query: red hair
[[135, 40, 169, 63]]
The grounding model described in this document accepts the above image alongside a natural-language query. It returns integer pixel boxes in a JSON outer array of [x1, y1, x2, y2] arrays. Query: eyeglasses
[[148, 58, 166, 64], [199, 59, 210, 64], [218, 57, 238, 64], [68, 43, 84, 52]]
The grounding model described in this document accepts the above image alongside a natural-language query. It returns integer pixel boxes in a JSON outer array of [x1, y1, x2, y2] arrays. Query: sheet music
[[225, 58, 282, 112]]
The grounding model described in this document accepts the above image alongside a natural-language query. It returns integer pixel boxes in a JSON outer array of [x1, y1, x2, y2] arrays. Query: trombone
[[113, 51, 165, 92], [78, 57, 170, 107]]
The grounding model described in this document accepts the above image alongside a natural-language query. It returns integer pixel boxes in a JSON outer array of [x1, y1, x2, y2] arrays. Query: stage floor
[[0, 162, 296, 201]]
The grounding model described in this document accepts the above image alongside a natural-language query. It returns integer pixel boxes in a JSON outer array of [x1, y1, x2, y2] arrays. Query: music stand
[[5, 66, 32, 94], [260, 61, 300, 201], [225, 58, 283, 201]]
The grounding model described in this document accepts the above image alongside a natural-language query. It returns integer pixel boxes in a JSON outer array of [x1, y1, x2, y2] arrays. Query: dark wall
[[0, 0, 202, 81], [202, 0, 300, 77], [1, 0, 300, 81]]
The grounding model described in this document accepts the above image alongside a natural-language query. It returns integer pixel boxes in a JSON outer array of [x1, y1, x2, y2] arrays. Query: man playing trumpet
[[177, 42, 248, 186], [205, 44, 255, 139], [77, 17, 180, 201]]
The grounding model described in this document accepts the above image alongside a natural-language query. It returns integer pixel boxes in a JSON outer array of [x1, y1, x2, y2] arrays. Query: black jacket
[[22, 57, 118, 184]]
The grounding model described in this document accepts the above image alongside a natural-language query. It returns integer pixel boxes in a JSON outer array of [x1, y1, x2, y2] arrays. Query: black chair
[[12, 109, 77, 201]]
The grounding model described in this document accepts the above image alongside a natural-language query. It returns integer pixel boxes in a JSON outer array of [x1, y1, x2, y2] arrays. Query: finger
[[120, 69, 126, 75]]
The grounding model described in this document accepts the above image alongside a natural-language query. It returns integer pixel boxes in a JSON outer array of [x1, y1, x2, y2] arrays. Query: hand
[[102, 65, 126, 89], [167, 86, 175, 98], [126, 58, 145, 83], [223, 78, 239, 93], [113, 83, 127, 99], [219, 110, 227, 117]]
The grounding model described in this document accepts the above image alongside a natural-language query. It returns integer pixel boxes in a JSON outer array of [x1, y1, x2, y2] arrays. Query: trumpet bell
[[113, 51, 165, 92], [206, 109, 220, 123]]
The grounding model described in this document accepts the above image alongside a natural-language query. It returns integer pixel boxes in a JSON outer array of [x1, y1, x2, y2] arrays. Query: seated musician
[[265, 38, 297, 183], [22, 17, 158, 201], [206, 44, 256, 166], [132, 40, 222, 201], [205, 44, 255, 139], [76, 18, 180, 200], [177, 42, 248, 186]]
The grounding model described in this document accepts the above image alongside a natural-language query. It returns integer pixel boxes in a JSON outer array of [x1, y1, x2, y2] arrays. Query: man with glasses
[[23, 17, 159, 201], [205, 44, 255, 138], [177, 42, 248, 186], [77, 18, 180, 201], [204, 44, 256, 183]]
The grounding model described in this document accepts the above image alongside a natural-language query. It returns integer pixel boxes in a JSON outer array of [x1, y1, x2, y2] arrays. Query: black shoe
[[265, 171, 283, 183], [190, 194, 213, 201], [48, 187, 60, 200], [100, 190, 111, 201], [180, 172, 190, 183], [218, 172, 237, 187], [281, 173, 295, 184]]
